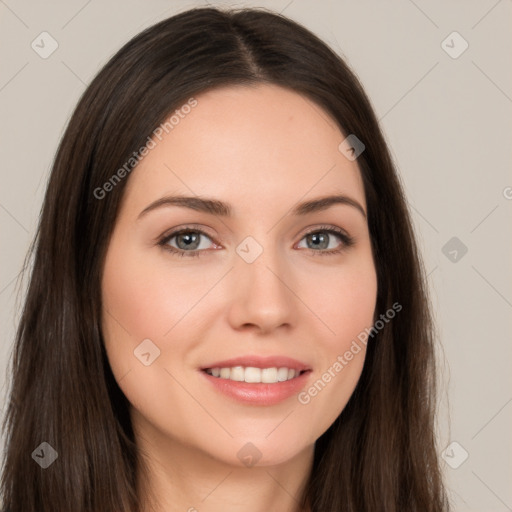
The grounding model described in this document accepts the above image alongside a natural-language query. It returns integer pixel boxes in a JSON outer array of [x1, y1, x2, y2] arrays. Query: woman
[[0, 6, 450, 512]]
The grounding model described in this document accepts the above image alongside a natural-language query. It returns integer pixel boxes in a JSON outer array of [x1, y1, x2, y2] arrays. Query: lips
[[199, 354, 312, 405], [201, 370, 311, 405]]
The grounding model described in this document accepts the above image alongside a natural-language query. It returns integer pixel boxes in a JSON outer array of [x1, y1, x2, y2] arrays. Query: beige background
[[1, 1, 511, 510]]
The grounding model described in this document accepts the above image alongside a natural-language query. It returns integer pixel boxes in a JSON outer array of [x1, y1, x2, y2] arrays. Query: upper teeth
[[205, 366, 300, 383]]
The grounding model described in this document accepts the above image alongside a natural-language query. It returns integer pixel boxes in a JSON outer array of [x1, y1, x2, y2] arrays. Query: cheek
[[309, 256, 378, 353], [338, 271, 377, 345], [101, 241, 200, 341], [100, 240, 204, 424], [298, 257, 377, 424], [100, 237, 191, 391]]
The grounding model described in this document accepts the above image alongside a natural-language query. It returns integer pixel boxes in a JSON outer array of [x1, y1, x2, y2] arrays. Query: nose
[[226, 248, 296, 335]]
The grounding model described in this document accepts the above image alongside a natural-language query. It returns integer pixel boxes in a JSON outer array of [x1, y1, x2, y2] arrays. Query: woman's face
[[101, 84, 377, 467]]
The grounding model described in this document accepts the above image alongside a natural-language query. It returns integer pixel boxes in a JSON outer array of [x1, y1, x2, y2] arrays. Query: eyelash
[[158, 224, 355, 259]]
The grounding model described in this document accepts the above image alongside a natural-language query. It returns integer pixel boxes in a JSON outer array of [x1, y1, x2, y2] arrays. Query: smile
[[203, 366, 306, 383]]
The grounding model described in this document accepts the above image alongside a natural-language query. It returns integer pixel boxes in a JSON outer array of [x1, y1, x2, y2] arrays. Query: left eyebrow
[[292, 194, 366, 219], [137, 193, 366, 220]]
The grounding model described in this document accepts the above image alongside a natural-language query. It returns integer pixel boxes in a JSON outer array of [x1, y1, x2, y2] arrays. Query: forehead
[[122, 83, 366, 216]]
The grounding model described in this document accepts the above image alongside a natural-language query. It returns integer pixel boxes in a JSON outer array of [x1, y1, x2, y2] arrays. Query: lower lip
[[200, 369, 312, 406]]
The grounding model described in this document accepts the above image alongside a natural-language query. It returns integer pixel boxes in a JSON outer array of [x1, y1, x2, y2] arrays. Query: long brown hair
[[1, 6, 449, 511]]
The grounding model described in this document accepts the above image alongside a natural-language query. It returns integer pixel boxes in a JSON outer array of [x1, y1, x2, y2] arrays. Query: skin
[[101, 84, 378, 512]]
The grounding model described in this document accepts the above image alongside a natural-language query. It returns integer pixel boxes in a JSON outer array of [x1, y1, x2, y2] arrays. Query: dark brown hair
[[1, 6, 449, 511]]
